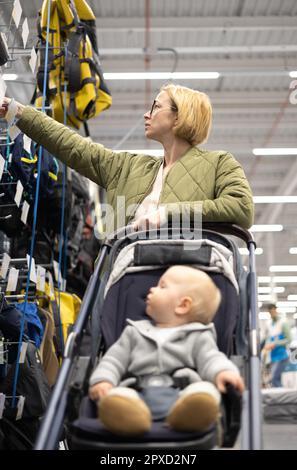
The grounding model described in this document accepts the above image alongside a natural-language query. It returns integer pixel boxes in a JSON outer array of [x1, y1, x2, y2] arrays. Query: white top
[[133, 163, 164, 221], [153, 326, 180, 345]]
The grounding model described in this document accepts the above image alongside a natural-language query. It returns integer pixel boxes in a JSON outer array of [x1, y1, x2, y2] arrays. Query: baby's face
[[145, 270, 183, 324]]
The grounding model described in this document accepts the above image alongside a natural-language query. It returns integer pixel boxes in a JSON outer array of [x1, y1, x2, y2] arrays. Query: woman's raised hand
[[0, 97, 11, 119]]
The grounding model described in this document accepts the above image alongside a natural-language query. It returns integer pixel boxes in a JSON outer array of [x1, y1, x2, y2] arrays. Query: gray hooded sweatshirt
[[89, 319, 238, 387]]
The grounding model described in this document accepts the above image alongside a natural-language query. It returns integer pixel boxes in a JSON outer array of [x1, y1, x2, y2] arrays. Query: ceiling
[[1, 0, 297, 316]]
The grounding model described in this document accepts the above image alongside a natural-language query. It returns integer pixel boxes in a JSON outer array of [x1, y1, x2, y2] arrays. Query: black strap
[[50, 299, 64, 358], [221, 383, 242, 447], [83, 121, 90, 137], [129, 374, 190, 391]]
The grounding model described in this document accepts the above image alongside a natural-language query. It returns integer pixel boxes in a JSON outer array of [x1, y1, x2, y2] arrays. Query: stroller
[[34, 223, 263, 450]]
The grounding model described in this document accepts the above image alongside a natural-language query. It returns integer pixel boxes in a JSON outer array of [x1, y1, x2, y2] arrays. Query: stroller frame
[[34, 223, 262, 450]]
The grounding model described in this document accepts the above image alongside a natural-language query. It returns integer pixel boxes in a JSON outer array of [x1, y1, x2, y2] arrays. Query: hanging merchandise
[[38, 308, 60, 386], [0, 341, 51, 419], [0, 295, 30, 352], [34, 0, 112, 129], [0, 178, 24, 238], [7, 134, 36, 186], [13, 302, 44, 349], [0, 133, 60, 238], [50, 289, 81, 348]]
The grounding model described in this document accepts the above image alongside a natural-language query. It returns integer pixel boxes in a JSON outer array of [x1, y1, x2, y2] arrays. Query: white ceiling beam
[[93, 16, 297, 30], [99, 45, 297, 56]]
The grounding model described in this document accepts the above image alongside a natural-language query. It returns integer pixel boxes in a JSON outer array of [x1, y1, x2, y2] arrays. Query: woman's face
[[144, 91, 177, 143]]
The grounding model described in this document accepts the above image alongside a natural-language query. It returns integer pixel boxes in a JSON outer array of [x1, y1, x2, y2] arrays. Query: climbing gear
[[34, 0, 112, 129]]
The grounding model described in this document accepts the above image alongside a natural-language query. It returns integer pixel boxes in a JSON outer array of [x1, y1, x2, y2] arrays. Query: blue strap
[[11, 0, 52, 408], [56, 44, 69, 355]]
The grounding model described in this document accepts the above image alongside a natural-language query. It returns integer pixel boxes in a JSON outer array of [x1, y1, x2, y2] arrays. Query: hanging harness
[[33, 0, 112, 129]]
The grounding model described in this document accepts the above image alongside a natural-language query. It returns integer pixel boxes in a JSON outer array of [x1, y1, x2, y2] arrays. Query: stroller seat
[[70, 396, 218, 449]]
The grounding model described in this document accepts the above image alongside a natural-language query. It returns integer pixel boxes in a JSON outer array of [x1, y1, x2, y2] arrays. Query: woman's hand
[[89, 381, 114, 401], [0, 97, 24, 120], [0, 97, 11, 118]]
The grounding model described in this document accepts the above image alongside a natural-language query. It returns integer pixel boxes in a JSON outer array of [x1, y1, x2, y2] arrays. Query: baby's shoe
[[99, 387, 152, 436], [166, 382, 220, 432]]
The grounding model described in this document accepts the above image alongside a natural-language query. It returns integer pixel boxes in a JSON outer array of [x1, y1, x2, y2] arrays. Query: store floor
[[262, 422, 297, 450], [234, 422, 297, 450]]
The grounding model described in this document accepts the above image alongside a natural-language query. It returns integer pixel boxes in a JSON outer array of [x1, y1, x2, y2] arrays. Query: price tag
[[37, 265, 46, 292], [12, 0, 22, 28], [53, 260, 61, 283], [14, 180, 23, 207], [0, 341, 4, 365], [0, 154, 5, 181], [6, 267, 19, 292], [19, 342, 28, 364], [26, 254, 37, 284], [29, 47, 37, 73], [0, 75, 7, 109], [21, 200, 30, 224], [23, 134, 31, 154], [0, 393, 5, 419], [0, 252, 11, 279], [21, 18, 29, 48], [16, 395, 25, 420], [47, 271, 55, 299], [61, 278, 67, 291]]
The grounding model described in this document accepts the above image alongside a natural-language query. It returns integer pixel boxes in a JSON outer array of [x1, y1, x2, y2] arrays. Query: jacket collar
[[127, 318, 214, 336]]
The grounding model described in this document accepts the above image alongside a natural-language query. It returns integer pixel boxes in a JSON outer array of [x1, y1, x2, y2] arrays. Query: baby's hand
[[215, 370, 245, 394], [89, 381, 114, 401]]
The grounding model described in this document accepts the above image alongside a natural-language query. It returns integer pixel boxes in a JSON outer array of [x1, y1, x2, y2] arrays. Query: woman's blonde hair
[[161, 83, 212, 146]]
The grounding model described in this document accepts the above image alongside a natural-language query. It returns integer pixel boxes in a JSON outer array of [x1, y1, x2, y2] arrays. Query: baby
[[89, 265, 244, 435]]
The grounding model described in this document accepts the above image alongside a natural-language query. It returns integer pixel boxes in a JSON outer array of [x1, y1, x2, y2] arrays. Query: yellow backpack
[[34, 0, 112, 129]]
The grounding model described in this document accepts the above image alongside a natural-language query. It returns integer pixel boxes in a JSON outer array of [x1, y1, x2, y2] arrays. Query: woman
[[0, 84, 254, 235]]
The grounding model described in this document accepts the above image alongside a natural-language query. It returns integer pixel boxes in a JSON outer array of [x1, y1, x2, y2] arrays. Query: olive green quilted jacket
[[17, 107, 254, 231]]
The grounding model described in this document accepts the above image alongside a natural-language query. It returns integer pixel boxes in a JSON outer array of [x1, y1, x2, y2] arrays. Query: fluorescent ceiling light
[[290, 71, 297, 78], [277, 301, 297, 307], [270, 265, 297, 272], [250, 225, 283, 232], [258, 287, 285, 294], [276, 307, 296, 313], [258, 276, 297, 283], [2, 74, 18, 81], [104, 72, 220, 80], [254, 196, 297, 203], [289, 247, 297, 254], [258, 294, 276, 301], [253, 148, 297, 156], [259, 312, 271, 320], [288, 295, 297, 300], [239, 247, 263, 255]]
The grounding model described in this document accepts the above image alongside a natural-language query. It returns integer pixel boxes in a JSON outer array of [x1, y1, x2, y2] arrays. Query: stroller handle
[[104, 222, 255, 247]]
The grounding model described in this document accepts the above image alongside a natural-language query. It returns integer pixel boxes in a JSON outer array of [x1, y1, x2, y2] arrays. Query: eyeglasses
[[149, 100, 177, 117]]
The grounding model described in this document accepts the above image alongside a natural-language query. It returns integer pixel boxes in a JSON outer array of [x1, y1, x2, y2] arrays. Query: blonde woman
[[0, 84, 254, 235]]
